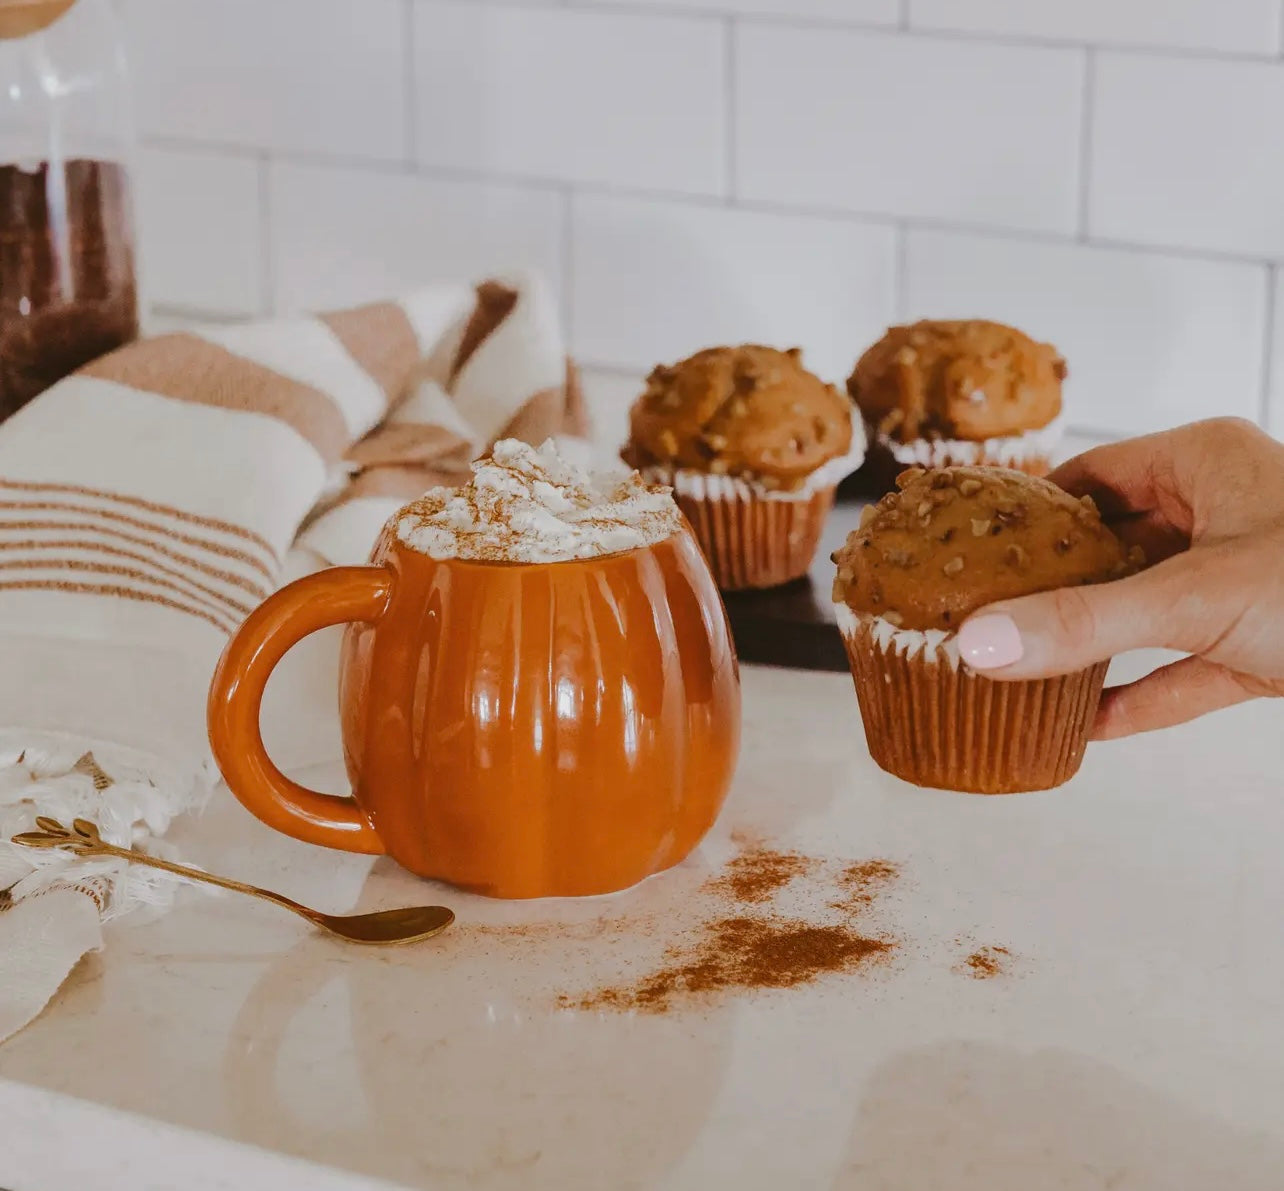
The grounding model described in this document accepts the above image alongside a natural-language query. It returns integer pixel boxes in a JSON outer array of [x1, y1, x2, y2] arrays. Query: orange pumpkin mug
[[207, 508, 741, 899]]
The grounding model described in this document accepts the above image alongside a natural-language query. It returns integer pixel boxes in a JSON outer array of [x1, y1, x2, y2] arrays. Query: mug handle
[[207, 566, 393, 855]]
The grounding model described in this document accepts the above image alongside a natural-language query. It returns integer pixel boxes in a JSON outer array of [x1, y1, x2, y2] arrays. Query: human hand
[[956, 418, 1284, 739]]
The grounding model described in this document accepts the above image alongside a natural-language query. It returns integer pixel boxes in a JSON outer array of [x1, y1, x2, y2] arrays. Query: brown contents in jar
[[0, 158, 139, 420]]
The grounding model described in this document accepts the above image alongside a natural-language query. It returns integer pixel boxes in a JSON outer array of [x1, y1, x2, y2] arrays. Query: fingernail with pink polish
[[958, 613, 1023, 670]]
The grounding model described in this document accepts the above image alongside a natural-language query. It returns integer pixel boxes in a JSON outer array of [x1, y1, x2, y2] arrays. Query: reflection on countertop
[[2, 663, 1283, 1190]]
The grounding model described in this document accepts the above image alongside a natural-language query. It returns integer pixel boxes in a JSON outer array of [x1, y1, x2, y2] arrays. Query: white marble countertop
[[2, 657, 1282, 1191]]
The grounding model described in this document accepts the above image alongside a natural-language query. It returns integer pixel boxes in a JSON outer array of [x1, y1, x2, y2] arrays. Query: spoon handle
[[93, 841, 319, 921], [12, 817, 320, 925]]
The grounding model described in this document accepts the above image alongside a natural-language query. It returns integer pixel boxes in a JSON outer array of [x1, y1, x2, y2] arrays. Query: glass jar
[[0, 0, 139, 421]]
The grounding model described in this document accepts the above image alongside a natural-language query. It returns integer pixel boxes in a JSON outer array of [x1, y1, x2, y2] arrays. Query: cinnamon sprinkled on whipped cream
[[395, 439, 684, 563]]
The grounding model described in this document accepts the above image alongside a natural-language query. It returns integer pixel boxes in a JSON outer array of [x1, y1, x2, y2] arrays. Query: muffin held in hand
[[623, 344, 865, 590], [848, 320, 1065, 486], [832, 465, 1143, 794]]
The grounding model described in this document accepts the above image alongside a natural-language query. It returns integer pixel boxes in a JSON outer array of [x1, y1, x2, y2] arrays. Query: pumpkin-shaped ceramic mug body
[[207, 523, 741, 898]]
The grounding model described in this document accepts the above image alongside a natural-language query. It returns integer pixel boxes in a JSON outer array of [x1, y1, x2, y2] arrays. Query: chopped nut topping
[[660, 391, 682, 409], [958, 478, 983, 497], [704, 433, 728, 451], [884, 548, 916, 568], [1005, 544, 1029, 567], [930, 471, 955, 489], [895, 467, 926, 489], [970, 518, 992, 537], [943, 556, 965, 577], [728, 397, 748, 418], [879, 408, 905, 433], [894, 346, 917, 366], [881, 610, 904, 626], [657, 429, 678, 457], [1080, 494, 1098, 514], [916, 500, 933, 518], [859, 504, 878, 528]]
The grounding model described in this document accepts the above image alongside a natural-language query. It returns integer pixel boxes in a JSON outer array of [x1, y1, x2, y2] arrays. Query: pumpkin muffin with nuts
[[832, 465, 1143, 794], [847, 320, 1066, 490], [623, 344, 864, 590]]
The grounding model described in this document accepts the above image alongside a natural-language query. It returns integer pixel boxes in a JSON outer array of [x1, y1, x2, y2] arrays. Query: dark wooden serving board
[[721, 498, 870, 673]]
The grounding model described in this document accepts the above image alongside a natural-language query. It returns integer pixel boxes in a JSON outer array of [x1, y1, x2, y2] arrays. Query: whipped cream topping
[[395, 439, 684, 563]]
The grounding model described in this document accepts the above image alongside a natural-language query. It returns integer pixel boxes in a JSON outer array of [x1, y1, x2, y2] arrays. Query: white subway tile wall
[[135, 148, 264, 317], [269, 161, 566, 315], [584, 0, 899, 23], [903, 230, 1268, 435], [126, 0, 1284, 441], [571, 195, 897, 380], [414, 4, 727, 195], [735, 27, 1084, 234], [909, 0, 1282, 56], [1091, 54, 1284, 259], [123, 0, 407, 160]]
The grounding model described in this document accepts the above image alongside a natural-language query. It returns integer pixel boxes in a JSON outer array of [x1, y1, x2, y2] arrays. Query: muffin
[[831, 465, 1143, 794], [622, 345, 865, 590], [847, 320, 1065, 490]]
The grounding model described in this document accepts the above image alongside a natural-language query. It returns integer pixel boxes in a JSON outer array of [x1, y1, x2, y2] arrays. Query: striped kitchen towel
[[0, 272, 588, 1042]]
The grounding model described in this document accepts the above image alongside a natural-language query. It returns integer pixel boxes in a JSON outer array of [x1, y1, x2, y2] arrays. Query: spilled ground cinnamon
[[562, 845, 900, 1013], [708, 845, 817, 904], [833, 859, 900, 910], [961, 945, 1011, 979]]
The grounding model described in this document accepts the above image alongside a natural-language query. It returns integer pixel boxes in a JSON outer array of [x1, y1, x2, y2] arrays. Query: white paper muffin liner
[[834, 601, 1107, 794], [834, 602, 961, 668], [872, 414, 1064, 470], [640, 437, 867, 503]]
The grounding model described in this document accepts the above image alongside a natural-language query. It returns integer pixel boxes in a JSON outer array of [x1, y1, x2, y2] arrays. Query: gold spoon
[[11, 817, 454, 945]]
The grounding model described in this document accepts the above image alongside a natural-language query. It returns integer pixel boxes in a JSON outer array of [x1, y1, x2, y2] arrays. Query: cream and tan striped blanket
[[0, 272, 589, 1041]]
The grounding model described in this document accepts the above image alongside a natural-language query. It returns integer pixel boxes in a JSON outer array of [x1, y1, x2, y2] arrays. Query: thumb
[[956, 555, 1201, 680]]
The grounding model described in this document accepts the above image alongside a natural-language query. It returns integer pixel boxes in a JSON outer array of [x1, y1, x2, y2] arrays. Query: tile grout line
[[546, 2, 1284, 64], [1076, 48, 1096, 241], [561, 186, 576, 351], [723, 15, 736, 204], [893, 221, 909, 321], [1259, 264, 1276, 428], [403, 0, 418, 166], [140, 134, 1284, 273], [256, 152, 275, 316]]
